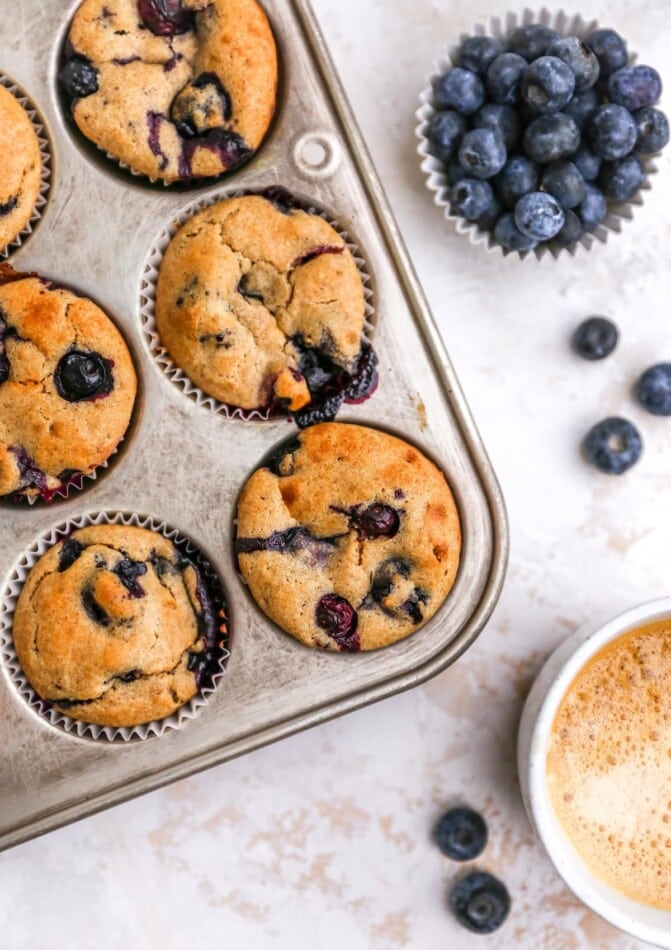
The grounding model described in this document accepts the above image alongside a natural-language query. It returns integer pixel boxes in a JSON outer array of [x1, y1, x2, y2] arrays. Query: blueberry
[[451, 179, 496, 221], [633, 107, 670, 154], [553, 209, 583, 248], [427, 110, 467, 162], [572, 316, 619, 360], [495, 156, 540, 208], [450, 872, 511, 935], [508, 24, 558, 61], [114, 558, 148, 598], [447, 158, 468, 185], [562, 87, 600, 131], [578, 183, 607, 230], [58, 539, 84, 573], [571, 144, 602, 181], [347, 503, 400, 540], [546, 36, 600, 92], [54, 351, 113, 402], [136, 0, 193, 36], [486, 53, 527, 105], [59, 56, 99, 100], [435, 807, 488, 861], [477, 193, 503, 229], [600, 155, 644, 201], [584, 417, 642, 474], [433, 68, 485, 115], [523, 113, 580, 163], [0, 353, 9, 385], [515, 191, 565, 240], [520, 57, 575, 114], [473, 103, 521, 150], [494, 212, 537, 251], [458, 128, 506, 179], [458, 36, 503, 77], [608, 65, 662, 111], [588, 104, 637, 160], [585, 29, 628, 77], [315, 594, 359, 652], [540, 161, 585, 209], [637, 364, 671, 416]]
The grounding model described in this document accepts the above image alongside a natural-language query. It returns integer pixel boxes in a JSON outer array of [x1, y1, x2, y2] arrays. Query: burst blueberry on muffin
[[0, 85, 43, 254], [59, 0, 278, 182]]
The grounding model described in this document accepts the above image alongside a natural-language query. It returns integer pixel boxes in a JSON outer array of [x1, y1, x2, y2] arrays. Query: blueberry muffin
[[59, 0, 277, 182], [155, 191, 377, 425], [0, 85, 43, 254], [0, 266, 137, 500], [13, 524, 227, 728], [236, 423, 461, 651]]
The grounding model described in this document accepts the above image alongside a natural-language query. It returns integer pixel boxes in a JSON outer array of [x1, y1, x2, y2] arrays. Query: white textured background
[[2, 1, 671, 947]]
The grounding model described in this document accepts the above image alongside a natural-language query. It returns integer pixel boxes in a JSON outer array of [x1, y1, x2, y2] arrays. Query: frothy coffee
[[546, 619, 671, 909]]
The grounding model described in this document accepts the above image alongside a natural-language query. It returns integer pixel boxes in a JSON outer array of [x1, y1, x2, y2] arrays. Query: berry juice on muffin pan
[[0, 0, 506, 849]]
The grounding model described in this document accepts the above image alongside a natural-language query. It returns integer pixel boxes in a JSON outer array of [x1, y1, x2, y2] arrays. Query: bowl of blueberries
[[416, 10, 669, 258]]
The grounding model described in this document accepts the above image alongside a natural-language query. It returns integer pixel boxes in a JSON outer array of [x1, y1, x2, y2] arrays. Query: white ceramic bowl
[[518, 597, 671, 948]]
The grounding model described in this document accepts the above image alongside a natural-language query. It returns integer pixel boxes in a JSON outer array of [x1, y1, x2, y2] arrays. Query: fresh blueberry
[[571, 144, 602, 181], [515, 191, 565, 240], [54, 351, 113, 402], [427, 110, 467, 163], [585, 29, 628, 77], [540, 161, 585, 209], [343, 343, 378, 404], [136, 0, 194, 36], [315, 594, 359, 652], [637, 364, 671, 416], [59, 56, 99, 100], [494, 212, 537, 251], [578, 183, 608, 230], [447, 158, 468, 185], [477, 192, 503, 229], [435, 807, 488, 861], [562, 87, 600, 131], [520, 57, 575, 114], [633, 107, 670, 154], [600, 155, 644, 201], [584, 417, 642, 474], [572, 316, 619, 360], [588, 104, 637, 160], [458, 128, 506, 179], [473, 103, 521, 150], [523, 113, 580, 163], [451, 179, 496, 221], [608, 65, 662, 111], [450, 872, 511, 935], [553, 209, 583, 248], [458, 36, 503, 77], [546, 36, 600, 92], [485, 53, 527, 105], [433, 68, 485, 115], [508, 24, 558, 61], [495, 156, 540, 208]]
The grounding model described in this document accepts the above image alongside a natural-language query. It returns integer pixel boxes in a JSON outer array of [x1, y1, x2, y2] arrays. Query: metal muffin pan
[[0, 0, 508, 850]]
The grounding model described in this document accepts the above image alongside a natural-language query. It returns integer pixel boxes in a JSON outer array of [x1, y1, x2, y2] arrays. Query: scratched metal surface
[[0, 0, 507, 849]]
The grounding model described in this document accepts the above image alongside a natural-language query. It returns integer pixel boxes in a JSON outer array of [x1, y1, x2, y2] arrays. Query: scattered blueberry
[[546, 36, 599, 92], [584, 417, 642, 474], [136, 0, 194, 36], [451, 179, 495, 221], [54, 351, 113, 402], [458, 36, 503, 76], [450, 872, 511, 935], [494, 212, 537, 251], [435, 807, 488, 861], [485, 53, 528, 105], [633, 107, 670, 154], [637, 364, 671, 416], [571, 144, 601, 181], [345, 503, 401, 540], [427, 110, 467, 163], [585, 29, 628, 77], [59, 56, 99, 100], [473, 103, 521, 150], [523, 113, 580, 163], [562, 87, 600, 131], [315, 594, 359, 652], [495, 156, 540, 208], [508, 24, 558, 61], [458, 128, 506, 179], [541, 160, 585, 209], [588, 104, 637, 160], [578, 182, 608, 230], [608, 65, 662, 112], [515, 191, 565, 240], [572, 316, 619, 360], [520, 56, 575, 114], [600, 155, 644, 201], [433, 68, 486, 115], [553, 209, 583, 247]]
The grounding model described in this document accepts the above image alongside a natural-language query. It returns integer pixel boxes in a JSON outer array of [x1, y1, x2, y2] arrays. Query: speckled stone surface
[[0, 0, 668, 946]]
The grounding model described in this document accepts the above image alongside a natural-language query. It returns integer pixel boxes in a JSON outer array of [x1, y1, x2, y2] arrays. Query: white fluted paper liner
[[415, 7, 657, 260], [0, 510, 230, 743], [0, 73, 52, 259], [140, 188, 376, 418], [11, 453, 113, 508]]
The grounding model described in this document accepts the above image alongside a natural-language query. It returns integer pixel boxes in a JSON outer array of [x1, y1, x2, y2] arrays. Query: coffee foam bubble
[[546, 620, 671, 909]]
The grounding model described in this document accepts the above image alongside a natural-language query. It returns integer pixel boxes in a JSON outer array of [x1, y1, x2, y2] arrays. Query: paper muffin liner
[[415, 7, 658, 260], [140, 187, 376, 419], [0, 73, 52, 259], [0, 510, 230, 743]]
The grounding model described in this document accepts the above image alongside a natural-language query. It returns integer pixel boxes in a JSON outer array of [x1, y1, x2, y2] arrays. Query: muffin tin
[[0, 0, 508, 850]]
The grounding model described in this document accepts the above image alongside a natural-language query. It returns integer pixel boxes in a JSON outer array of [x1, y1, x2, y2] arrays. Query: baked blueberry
[[524, 113, 580, 163], [571, 144, 601, 182], [451, 179, 496, 221], [458, 36, 503, 77], [435, 807, 488, 861], [541, 161, 585, 209], [136, 0, 194, 36], [633, 107, 670, 154], [450, 872, 511, 935], [473, 103, 521, 150], [458, 128, 507, 179], [343, 344, 379, 404], [520, 57, 575, 114], [600, 155, 644, 201], [315, 594, 359, 652], [54, 351, 113, 403], [546, 36, 600, 93], [585, 29, 628, 77], [637, 364, 671, 416], [508, 24, 558, 61], [589, 104, 638, 160], [607, 66, 662, 112], [584, 417, 642, 474], [427, 110, 468, 162], [495, 156, 540, 208], [515, 191, 565, 240], [578, 183, 608, 230], [485, 53, 527, 105], [554, 209, 583, 247], [562, 88, 600, 131], [58, 56, 99, 100], [494, 212, 537, 251], [572, 316, 619, 360], [433, 68, 486, 115], [346, 503, 400, 540]]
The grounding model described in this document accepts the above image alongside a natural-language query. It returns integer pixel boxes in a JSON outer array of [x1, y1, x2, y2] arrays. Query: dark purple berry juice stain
[[292, 342, 378, 428], [292, 245, 344, 268], [315, 593, 360, 652], [147, 112, 169, 170], [113, 558, 148, 598], [178, 129, 253, 178]]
